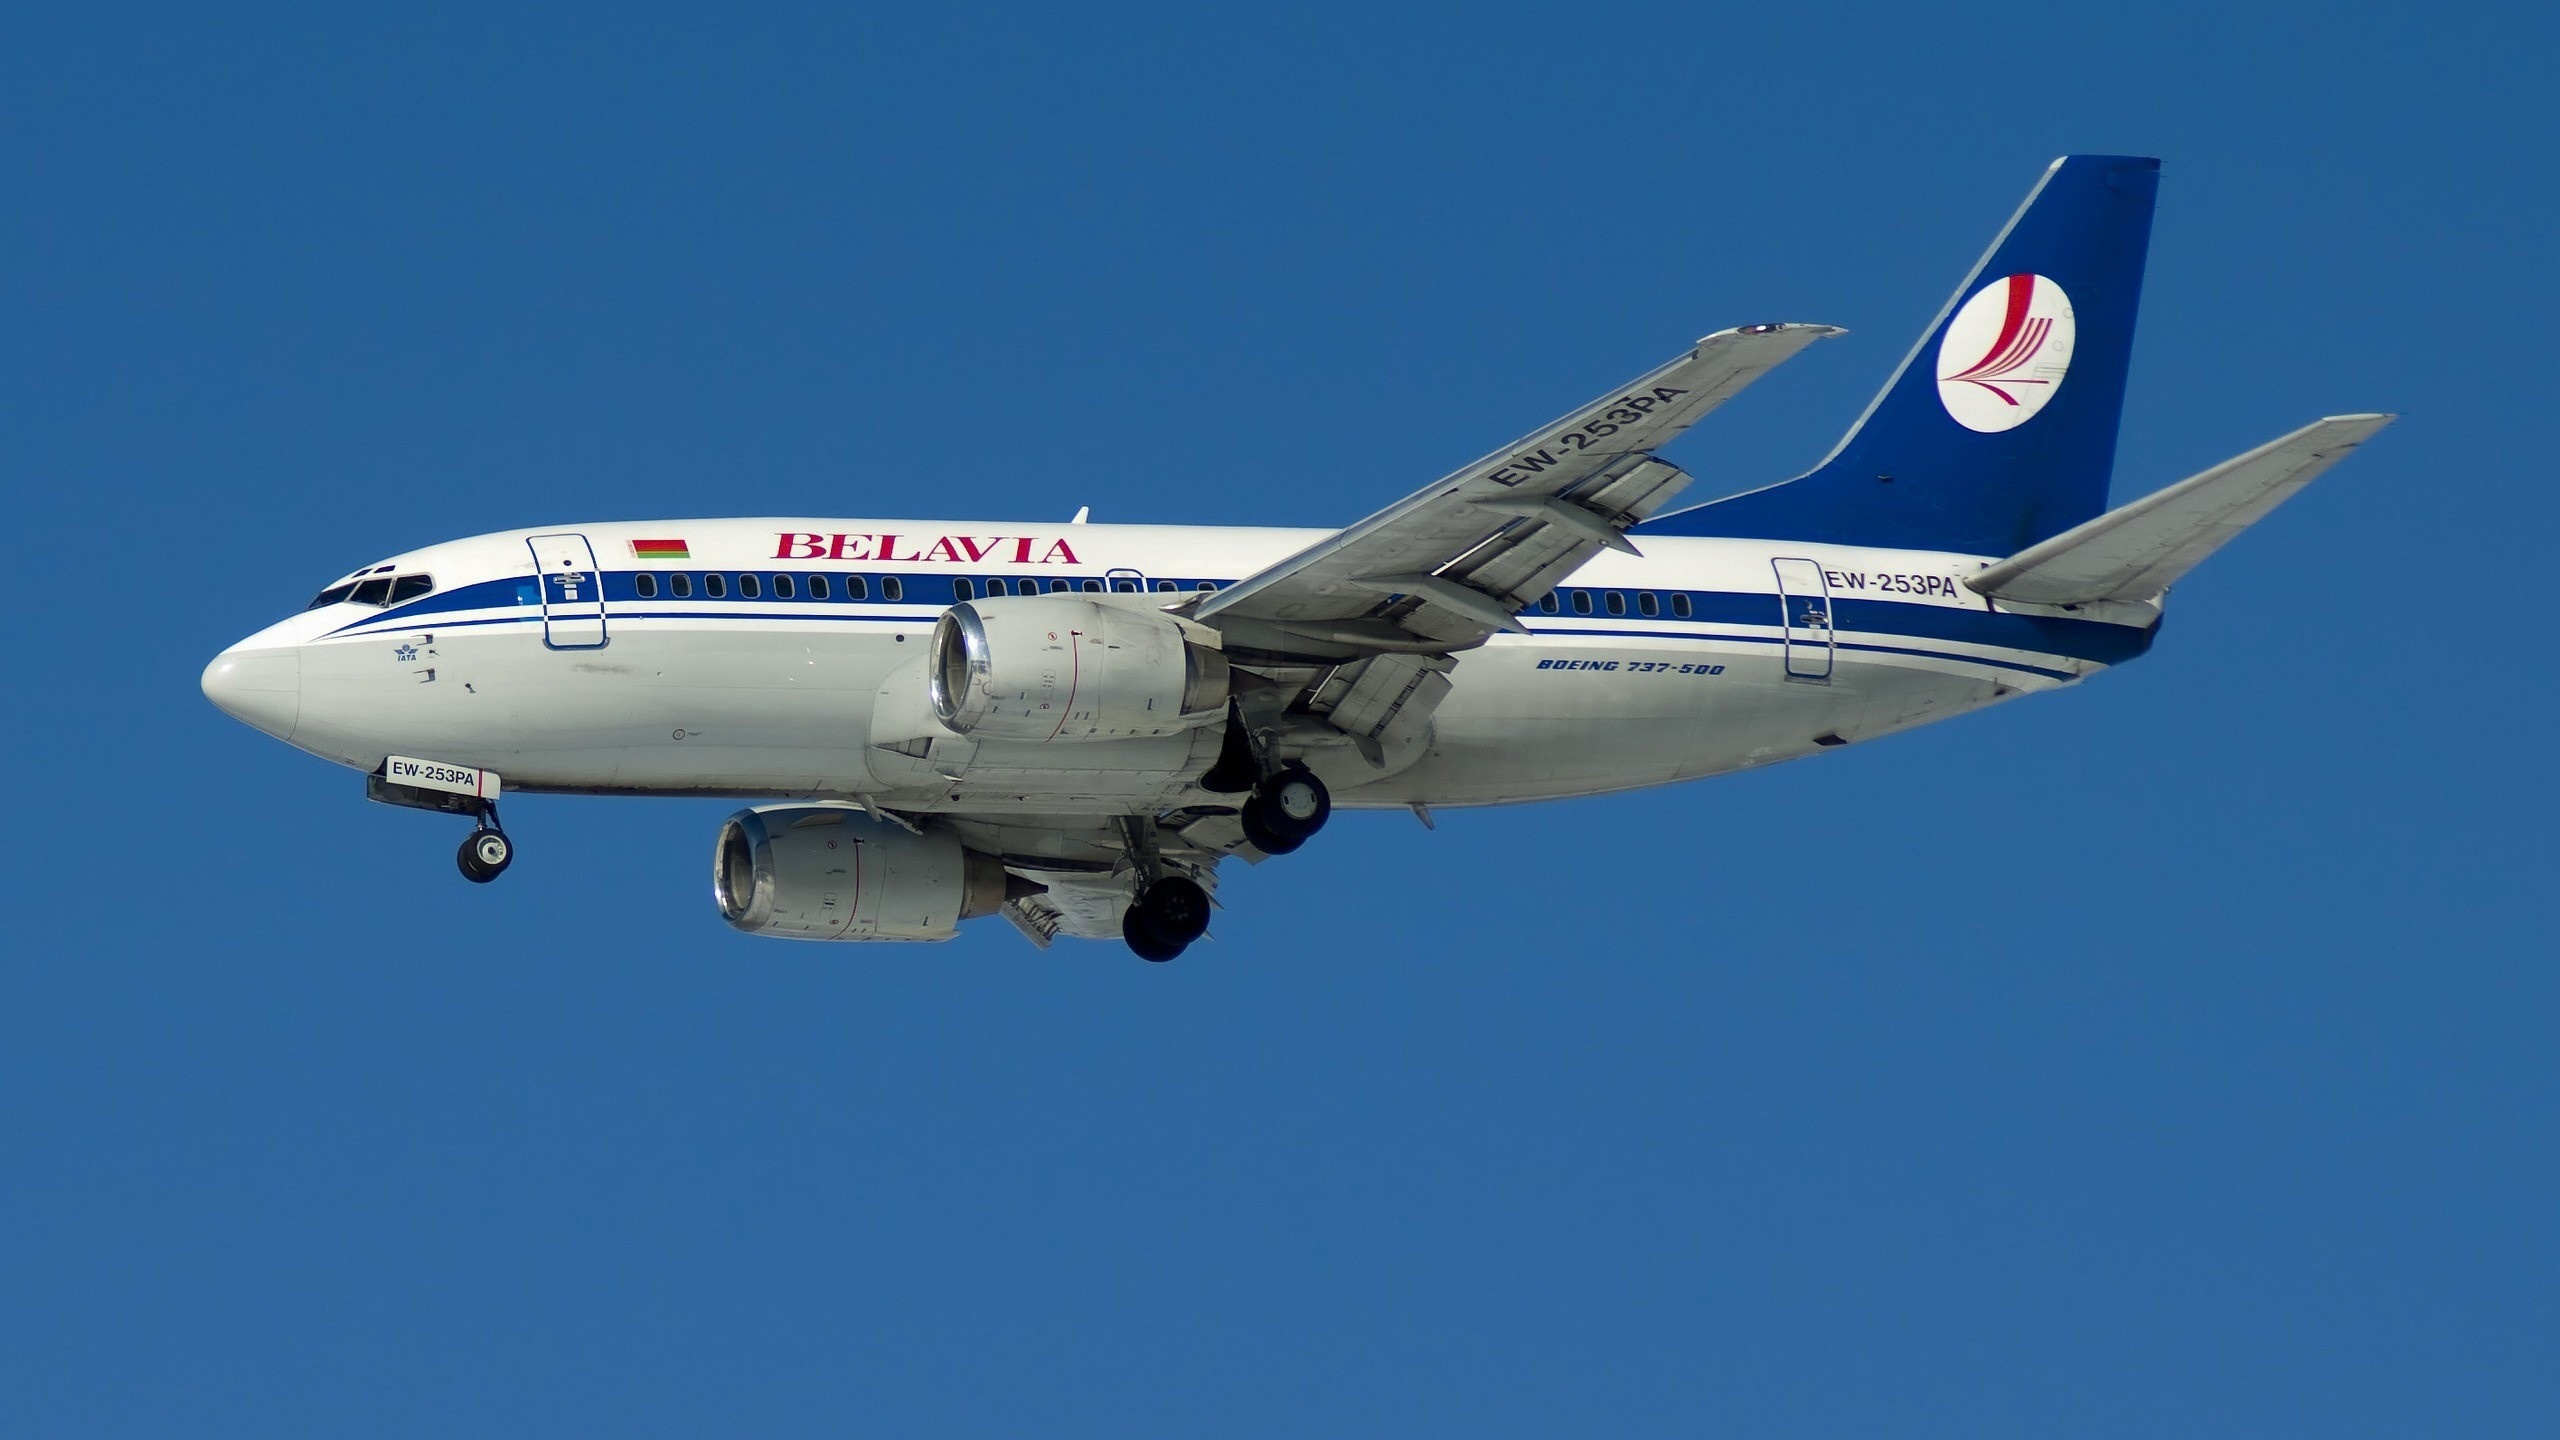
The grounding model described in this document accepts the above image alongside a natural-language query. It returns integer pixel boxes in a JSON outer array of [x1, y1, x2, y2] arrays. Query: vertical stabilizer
[[1647, 155, 2160, 556]]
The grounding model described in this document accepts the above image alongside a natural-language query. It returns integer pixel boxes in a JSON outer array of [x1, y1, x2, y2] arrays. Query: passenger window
[[1537, 592, 1559, 614], [954, 578, 975, 601], [1080, 579, 1102, 593], [350, 577, 394, 606], [1637, 591, 1658, 617], [1670, 593, 1692, 619], [774, 574, 796, 600], [306, 583, 358, 610], [1605, 591, 1626, 616], [1051, 579, 1072, 594], [843, 575, 867, 600], [1155, 580, 1178, 593], [672, 573, 693, 599], [1571, 590, 1593, 615], [705, 574, 726, 599], [635, 574, 659, 600], [982, 578, 1006, 597], [738, 574, 761, 599], [808, 574, 830, 600], [882, 576, 904, 602], [1112, 578, 1139, 593], [1196, 580, 1216, 591]]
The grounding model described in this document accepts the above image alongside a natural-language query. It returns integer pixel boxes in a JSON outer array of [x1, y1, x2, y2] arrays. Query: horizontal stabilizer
[[1967, 414, 2394, 606]]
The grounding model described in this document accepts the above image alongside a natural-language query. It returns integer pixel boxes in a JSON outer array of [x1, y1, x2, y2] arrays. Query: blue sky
[[5, 4, 2555, 1434]]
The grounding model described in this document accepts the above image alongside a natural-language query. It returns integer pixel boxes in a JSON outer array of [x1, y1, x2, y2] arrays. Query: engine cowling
[[928, 595, 1229, 742], [713, 806, 1013, 941]]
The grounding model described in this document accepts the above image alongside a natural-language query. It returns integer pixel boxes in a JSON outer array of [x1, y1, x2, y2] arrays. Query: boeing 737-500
[[203, 155, 2388, 959]]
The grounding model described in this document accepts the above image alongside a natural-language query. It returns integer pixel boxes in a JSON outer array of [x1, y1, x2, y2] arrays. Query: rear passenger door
[[528, 533, 608, 649], [1771, 557, 1832, 680]]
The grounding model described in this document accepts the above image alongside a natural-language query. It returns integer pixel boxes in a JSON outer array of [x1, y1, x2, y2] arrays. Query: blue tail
[[1646, 155, 2160, 556]]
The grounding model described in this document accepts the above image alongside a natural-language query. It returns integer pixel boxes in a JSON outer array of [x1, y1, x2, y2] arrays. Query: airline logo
[[1936, 273, 2075, 433], [774, 532, 1082, 565]]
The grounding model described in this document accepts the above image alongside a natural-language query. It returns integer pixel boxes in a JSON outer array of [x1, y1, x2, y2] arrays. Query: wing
[[1192, 323, 1841, 658]]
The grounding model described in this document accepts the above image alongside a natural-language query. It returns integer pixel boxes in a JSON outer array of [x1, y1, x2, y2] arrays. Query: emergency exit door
[[1771, 557, 1833, 680], [528, 533, 608, 649]]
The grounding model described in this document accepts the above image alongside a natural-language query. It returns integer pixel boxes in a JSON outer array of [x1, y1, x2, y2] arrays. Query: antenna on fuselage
[[1070, 506, 1090, 524]]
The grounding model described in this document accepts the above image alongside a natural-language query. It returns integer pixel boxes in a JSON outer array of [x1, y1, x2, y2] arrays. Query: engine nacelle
[[713, 806, 1012, 941], [929, 595, 1229, 742]]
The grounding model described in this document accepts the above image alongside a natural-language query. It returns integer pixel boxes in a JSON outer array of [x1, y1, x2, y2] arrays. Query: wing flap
[[1968, 414, 2393, 606]]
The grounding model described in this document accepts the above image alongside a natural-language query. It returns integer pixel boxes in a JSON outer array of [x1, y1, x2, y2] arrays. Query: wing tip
[[1697, 321, 1847, 347]]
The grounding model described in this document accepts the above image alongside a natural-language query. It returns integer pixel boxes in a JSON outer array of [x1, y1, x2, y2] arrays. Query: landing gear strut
[[1240, 763, 1330, 856], [1124, 874, 1211, 961], [456, 807, 514, 884]]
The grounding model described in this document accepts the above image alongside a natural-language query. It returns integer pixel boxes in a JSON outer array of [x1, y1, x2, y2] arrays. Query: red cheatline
[[629, 539, 690, 558]]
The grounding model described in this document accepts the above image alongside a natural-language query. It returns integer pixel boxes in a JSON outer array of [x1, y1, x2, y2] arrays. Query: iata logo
[[1935, 273, 2075, 433]]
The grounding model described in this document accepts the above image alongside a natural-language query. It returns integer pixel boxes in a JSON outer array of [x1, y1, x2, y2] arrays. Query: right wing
[[1968, 414, 2393, 606]]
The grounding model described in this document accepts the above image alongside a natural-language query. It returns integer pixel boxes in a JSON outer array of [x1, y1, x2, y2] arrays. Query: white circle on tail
[[1936, 273, 2075, 433]]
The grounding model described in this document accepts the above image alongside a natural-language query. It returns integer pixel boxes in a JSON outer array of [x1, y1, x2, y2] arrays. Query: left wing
[[1191, 323, 1840, 657]]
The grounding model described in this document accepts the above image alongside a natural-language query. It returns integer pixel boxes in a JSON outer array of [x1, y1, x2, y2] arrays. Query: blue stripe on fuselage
[[325, 569, 2155, 670]]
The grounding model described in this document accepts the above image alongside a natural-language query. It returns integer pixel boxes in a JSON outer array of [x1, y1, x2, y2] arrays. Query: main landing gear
[[456, 808, 514, 884], [1123, 874, 1211, 962], [1199, 705, 1332, 857], [1239, 763, 1330, 856]]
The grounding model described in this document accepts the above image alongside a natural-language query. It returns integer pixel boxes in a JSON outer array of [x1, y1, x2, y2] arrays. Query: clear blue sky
[[6, 4, 2554, 1434]]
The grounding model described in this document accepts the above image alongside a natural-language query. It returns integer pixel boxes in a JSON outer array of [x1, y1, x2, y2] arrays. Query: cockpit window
[[309, 571, 431, 609]]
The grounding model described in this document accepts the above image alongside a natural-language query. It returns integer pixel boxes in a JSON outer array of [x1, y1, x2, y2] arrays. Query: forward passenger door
[[528, 533, 608, 649]]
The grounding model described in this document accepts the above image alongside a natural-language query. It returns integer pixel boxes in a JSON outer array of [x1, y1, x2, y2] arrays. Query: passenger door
[[528, 533, 608, 649], [1771, 557, 1833, 680]]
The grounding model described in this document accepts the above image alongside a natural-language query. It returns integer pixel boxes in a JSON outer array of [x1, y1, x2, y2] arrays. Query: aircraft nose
[[201, 642, 301, 741]]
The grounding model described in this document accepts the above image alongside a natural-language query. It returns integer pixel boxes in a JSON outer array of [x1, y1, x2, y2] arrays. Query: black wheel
[[1242, 764, 1329, 853], [458, 829, 511, 883], [1123, 907, 1187, 962], [1267, 765, 1330, 838], [1137, 875, 1211, 946], [1239, 801, 1303, 856]]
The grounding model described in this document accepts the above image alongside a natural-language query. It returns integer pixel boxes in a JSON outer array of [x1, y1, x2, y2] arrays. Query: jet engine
[[713, 805, 1021, 941], [929, 595, 1229, 742]]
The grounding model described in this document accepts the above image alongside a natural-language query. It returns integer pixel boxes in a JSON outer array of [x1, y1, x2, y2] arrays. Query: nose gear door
[[1772, 556, 1833, 680], [528, 533, 608, 649]]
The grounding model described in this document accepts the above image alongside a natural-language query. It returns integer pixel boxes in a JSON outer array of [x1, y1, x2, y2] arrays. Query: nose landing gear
[[457, 822, 513, 883], [366, 759, 516, 886], [456, 808, 514, 883]]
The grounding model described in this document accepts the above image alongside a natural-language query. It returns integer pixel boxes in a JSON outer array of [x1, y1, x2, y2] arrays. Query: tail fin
[[1647, 155, 2160, 556]]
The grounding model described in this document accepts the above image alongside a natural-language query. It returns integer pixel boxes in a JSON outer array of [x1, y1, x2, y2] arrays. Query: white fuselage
[[205, 518, 2156, 814]]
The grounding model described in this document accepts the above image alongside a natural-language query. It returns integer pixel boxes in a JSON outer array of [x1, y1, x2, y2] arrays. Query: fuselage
[[203, 518, 2158, 813]]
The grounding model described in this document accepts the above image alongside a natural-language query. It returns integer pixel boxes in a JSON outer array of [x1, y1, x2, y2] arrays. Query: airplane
[[203, 155, 2389, 960]]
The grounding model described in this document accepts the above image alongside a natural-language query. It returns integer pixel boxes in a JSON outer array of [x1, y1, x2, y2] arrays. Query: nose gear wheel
[[457, 812, 513, 883]]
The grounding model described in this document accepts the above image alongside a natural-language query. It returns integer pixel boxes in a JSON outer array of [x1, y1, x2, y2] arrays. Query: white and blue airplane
[[205, 156, 2387, 959]]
